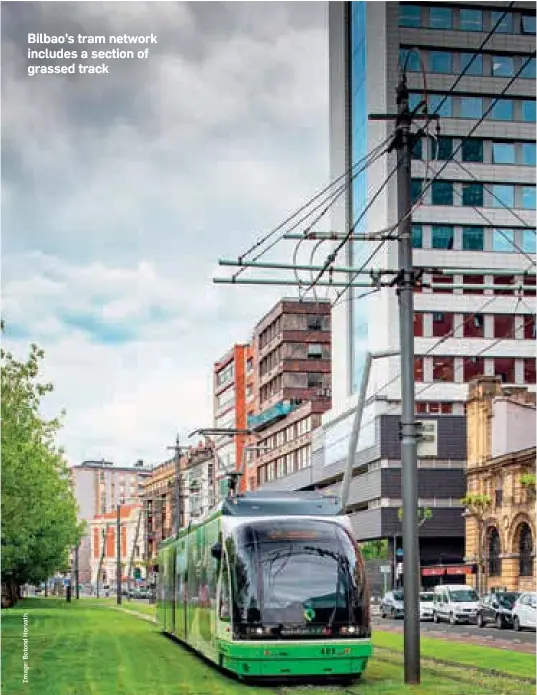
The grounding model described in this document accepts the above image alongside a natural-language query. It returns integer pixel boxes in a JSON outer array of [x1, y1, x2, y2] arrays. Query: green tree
[[397, 506, 433, 527], [360, 540, 389, 561], [1, 339, 82, 607]]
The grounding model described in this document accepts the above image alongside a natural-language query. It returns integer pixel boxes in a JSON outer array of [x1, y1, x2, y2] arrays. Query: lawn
[[1, 599, 534, 695]]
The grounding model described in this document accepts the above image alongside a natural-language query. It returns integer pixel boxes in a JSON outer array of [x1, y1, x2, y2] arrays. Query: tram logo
[[303, 606, 316, 622]]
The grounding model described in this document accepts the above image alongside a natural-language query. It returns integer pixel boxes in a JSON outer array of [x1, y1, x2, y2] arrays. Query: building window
[[246, 358, 253, 373], [464, 356, 485, 381], [400, 48, 421, 72], [429, 94, 452, 117], [464, 313, 484, 338], [432, 312, 453, 338], [491, 11, 514, 34], [494, 275, 515, 296], [462, 139, 483, 162], [411, 135, 422, 159], [524, 315, 536, 340], [519, 524, 534, 576], [521, 14, 536, 35], [462, 227, 484, 251], [492, 185, 514, 208], [494, 358, 515, 383], [399, 4, 421, 27], [430, 6, 452, 29], [307, 372, 322, 388], [430, 51, 452, 73], [307, 315, 323, 331], [521, 186, 536, 210], [524, 358, 536, 385], [460, 97, 483, 119], [522, 143, 536, 166], [521, 100, 536, 123], [494, 315, 515, 339], [432, 225, 453, 249], [431, 181, 453, 206], [492, 55, 514, 77], [460, 52, 483, 75], [432, 274, 452, 293], [414, 358, 424, 382], [411, 179, 422, 204], [488, 528, 502, 577], [431, 136, 453, 160], [412, 224, 423, 248], [492, 228, 515, 253], [414, 313, 423, 337], [522, 230, 537, 254], [459, 9, 483, 32], [490, 99, 513, 121], [307, 344, 323, 359], [492, 142, 515, 164], [462, 182, 483, 206], [433, 357, 454, 382]]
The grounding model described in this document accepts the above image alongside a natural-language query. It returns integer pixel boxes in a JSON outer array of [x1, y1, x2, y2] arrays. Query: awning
[[421, 565, 476, 577]]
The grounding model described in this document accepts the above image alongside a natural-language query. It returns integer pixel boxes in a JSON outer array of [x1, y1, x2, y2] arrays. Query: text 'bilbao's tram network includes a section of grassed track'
[[157, 490, 372, 682]]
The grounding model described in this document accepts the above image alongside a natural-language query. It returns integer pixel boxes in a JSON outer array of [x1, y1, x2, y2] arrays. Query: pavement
[[373, 615, 536, 653]]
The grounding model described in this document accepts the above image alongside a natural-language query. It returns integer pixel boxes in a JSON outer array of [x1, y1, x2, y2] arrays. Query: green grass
[[1, 598, 534, 695], [373, 629, 536, 680], [95, 598, 157, 618]]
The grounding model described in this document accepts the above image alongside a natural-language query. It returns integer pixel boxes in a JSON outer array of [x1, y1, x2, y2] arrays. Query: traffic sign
[[396, 549, 403, 558], [380, 565, 391, 574]]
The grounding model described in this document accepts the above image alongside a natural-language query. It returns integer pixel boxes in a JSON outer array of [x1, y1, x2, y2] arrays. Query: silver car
[[380, 590, 404, 619], [419, 591, 434, 621]]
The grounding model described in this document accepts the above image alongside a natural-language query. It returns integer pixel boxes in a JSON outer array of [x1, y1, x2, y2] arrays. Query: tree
[[461, 493, 491, 594], [397, 506, 433, 527], [1, 338, 82, 607], [360, 540, 389, 561]]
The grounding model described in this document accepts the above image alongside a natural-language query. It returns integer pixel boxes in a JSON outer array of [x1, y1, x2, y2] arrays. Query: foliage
[[1, 338, 82, 605], [460, 493, 492, 517], [397, 506, 433, 527], [520, 473, 536, 488], [360, 540, 389, 560]]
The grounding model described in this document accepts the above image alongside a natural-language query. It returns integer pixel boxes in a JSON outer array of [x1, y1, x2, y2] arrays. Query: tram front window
[[231, 520, 369, 639]]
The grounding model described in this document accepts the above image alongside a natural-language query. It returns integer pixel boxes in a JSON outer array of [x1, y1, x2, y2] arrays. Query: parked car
[[419, 591, 434, 621], [380, 590, 404, 619], [477, 592, 520, 629], [512, 592, 537, 631], [433, 584, 480, 624]]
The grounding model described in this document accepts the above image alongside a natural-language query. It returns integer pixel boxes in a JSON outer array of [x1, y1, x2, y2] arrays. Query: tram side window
[[219, 557, 231, 621]]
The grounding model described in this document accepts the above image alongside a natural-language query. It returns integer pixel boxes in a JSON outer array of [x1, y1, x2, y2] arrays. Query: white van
[[433, 584, 480, 624]]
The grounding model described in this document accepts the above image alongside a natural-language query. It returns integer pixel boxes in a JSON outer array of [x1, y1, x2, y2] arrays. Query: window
[[488, 528, 502, 577], [431, 181, 453, 206], [492, 142, 515, 164], [489, 99, 513, 121], [460, 52, 483, 75], [520, 57, 536, 79], [307, 344, 323, 359], [525, 315, 536, 340], [494, 275, 515, 296], [414, 358, 424, 382], [519, 524, 534, 576], [463, 275, 483, 295], [430, 51, 452, 73], [464, 356, 484, 381], [521, 14, 536, 35], [400, 48, 421, 72], [433, 357, 454, 382], [521, 187, 536, 210], [460, 96, 483, 119], [493, 229, 515, 253], [494, 315, 515, 339], [492, 55, 514, 77], [462, 139, 483, 162], [429, 94, 452, 117], [307, 315, 322, 330], [409, 92, 422, 111], [522, 230, 536, 254], [399, 4, 421, 27], [432, 313, 453, 338], [431, 137, 453, 160], [411, 179, 422, 204], [464, 313, 484, 338], [412, 224, 423, 248], [462, 227, 484, 251], [414, 313, 423, 337], [494, 358, 515, 383], [459, 9, 482, 32], [521, 100, 536, 122], [432, 274, 452, 293], [522, 143, 536, 166], [492, 185, 514, 208], [462, 183, 483, 206], [430, 6, 452, 29], [411, 135, 422, 160], [432, 225, 454, 249], [307, 372, 322, 388], [524, 359, 536, 385], [246, 358, 253, 373], [491, 11, 513, 34]]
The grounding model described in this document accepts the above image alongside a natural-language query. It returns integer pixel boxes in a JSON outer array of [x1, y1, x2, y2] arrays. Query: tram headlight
[[339, 625, 357, 635]]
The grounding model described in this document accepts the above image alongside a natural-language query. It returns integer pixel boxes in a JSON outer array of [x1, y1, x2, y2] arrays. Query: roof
[[221, 490, 341, 517]]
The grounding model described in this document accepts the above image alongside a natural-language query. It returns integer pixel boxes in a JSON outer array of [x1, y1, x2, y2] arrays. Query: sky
[[2, 1, 329, 467]]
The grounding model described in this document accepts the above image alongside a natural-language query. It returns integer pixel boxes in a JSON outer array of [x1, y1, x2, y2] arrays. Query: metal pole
[[396, 75, 420, 685], [75, 544, 80, 599], [116, 504, 122, 605], [393, 533, 398, 589], [127, 508, 143, 602], [175, 436, 181, 535]]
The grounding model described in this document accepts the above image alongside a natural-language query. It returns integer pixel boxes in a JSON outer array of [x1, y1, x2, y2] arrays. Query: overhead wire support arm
[[218, 258, 400, 276], [213, 277, 394, 289]]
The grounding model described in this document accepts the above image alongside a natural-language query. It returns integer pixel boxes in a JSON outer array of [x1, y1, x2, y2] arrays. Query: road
[[373, 615, 536, 647]]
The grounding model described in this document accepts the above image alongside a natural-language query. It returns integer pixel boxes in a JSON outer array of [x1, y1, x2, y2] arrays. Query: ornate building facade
[[465, 377, 536, 593]]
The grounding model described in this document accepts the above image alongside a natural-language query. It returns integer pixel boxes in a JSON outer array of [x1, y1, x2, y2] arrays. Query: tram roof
[[221, 490, 341, 517]]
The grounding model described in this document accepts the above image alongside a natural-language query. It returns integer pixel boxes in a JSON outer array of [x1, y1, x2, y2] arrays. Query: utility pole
[[395, 74, 420, 685], [167, 434, 187, 536], [74, 544, 80, 599], [116, 504, 122, 605]]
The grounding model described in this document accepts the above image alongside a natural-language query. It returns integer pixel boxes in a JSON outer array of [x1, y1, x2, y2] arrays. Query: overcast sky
[[2, 1, 329, 467]]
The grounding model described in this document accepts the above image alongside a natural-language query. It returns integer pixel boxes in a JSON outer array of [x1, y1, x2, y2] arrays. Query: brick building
[[464, 377, 536, 592]]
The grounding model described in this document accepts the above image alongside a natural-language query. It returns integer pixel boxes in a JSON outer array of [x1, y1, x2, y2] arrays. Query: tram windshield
[[229, 519, 369, 638]]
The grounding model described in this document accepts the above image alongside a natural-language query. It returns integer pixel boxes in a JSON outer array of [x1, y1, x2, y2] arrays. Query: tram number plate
[[320, 647, 338, 656]]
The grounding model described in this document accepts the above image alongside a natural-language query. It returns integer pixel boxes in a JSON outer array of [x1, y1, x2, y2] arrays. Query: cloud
[[2, 2, 329, 466]]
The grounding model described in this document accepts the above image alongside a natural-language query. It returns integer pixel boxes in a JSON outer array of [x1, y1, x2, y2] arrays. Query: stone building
[[464, 377, 536, 593]]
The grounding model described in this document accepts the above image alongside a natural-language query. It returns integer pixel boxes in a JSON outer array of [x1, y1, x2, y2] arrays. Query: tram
[[156, 490, 372, 681]]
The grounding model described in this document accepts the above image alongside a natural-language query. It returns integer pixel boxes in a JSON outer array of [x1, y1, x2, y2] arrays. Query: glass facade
[[350, 1, 368, 392]]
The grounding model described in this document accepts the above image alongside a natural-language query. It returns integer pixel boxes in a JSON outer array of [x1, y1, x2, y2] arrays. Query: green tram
[[156, 490, 372, 681]]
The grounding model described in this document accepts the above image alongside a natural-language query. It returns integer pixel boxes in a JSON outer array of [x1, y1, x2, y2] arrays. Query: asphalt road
[[372, 615, 536, 646]]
